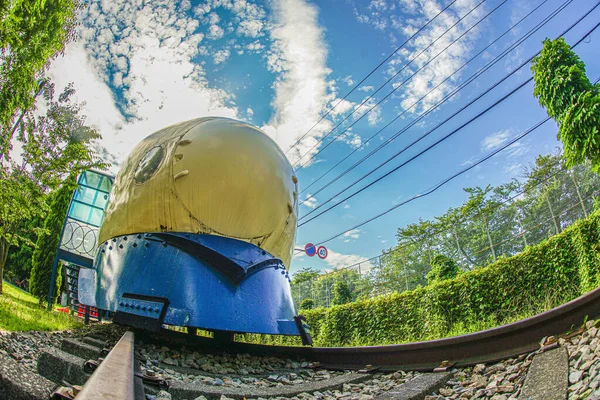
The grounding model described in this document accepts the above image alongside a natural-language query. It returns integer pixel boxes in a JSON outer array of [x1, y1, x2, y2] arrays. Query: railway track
[[22, 287, 600, 399]]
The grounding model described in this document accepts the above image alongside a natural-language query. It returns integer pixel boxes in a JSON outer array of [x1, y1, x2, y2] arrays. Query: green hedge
[[246, 210, 600, 347]]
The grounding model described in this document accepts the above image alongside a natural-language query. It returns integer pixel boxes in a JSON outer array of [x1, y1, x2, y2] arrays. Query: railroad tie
[[374, 372, 452, 400], [519, 347, 568, 400]]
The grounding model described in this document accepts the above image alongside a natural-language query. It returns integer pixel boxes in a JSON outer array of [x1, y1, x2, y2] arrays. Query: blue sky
[[48, 0, 600, 273]]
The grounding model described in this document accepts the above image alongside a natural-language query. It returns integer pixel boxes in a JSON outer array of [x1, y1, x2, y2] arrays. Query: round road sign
[[317, 245, 328, 259], [305, 243, 316, 257]]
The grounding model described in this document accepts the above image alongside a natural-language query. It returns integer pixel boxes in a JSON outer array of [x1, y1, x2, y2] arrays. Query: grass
[[0, 281, 83, 332]]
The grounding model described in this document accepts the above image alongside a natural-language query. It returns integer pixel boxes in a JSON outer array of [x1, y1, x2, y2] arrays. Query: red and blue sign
[[305, 243, 316, 257], [317, 246, 328, 259], [304, 243, 327, 259]]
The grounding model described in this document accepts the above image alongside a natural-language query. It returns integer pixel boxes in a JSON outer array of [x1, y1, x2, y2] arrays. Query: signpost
[[302, 243, 328, 259], [317, 246, 328, 259], [305, 243, 316, 257]]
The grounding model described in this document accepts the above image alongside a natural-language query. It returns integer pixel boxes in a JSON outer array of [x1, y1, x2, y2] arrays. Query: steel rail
[[141, 286, 600, 372], [76, 330, 143, 399]]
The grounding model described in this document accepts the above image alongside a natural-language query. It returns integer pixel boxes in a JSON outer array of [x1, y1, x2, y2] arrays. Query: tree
[[290, 267, 320, 306], [426, 254, 459, 285], [299, 298, 315, 310], [4, 213, 43, 284], [30, 174, 77, 304], [0, 0, 80, 158], [331, 280, 352, 305], [0, 82, 105, 295], [531, 38, 600, 171]]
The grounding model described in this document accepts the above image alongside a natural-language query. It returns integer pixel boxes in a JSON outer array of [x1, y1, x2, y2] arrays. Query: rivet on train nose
[[292, 175, 298, 184], [174, 154, 184, 162], [179, 139, 192, 146], [287, 202, 293, 213]]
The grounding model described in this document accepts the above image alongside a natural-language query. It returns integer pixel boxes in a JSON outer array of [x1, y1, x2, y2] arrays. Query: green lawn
[[0, 281, 82, 331]]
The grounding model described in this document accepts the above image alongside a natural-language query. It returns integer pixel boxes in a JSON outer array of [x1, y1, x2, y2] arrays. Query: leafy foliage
[[531, 38, 600, 170], [0, 83, 105, 295], [426, 254, 459, 285], [0, 0, 79, 157], [29, 174, 77, 304], [299, 298, 315, 310], [331, 281, 352, 305], [298, 210, 600, 346], [291, 151, 600, 310], [4, 213, 43, 284]]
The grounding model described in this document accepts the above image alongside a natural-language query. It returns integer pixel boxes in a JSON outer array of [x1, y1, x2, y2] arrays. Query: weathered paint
[[98, 117, 298, 267], [87, 233, 299, 335]]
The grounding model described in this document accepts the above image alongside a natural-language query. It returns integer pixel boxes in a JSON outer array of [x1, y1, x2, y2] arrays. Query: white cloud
[[343, 203, 351, 209], [213, 49, 231, 64], [354, 0, 488, 115], [354, 96, 383, 126], [343, 228, 361, 240], [503, 163, 523, 175], [358, 85, 374, 92], [246, 40, 265, 52], [329, 98, 356, 118], [57, 0, 242, 169], [341, 75, 354, 86], [302, 194, 318, 209], [207, 24, 225, 40], [238, 19, 264, 37], [505, 140, 529, 159], [481, 129, 511, 151], [261, 0, 333, 165], [325, 249, 374, 274]]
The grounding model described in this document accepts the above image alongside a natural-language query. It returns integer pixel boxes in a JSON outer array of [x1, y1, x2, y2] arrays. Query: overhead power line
[[299, 6, 600, 225], [292, 114, 552, 258], [300, 65, 600, 259], [283, 0, 460, 155], [300, 78, 533, 225], [312, 116, 552, 245], [292, 0, 491, 167], [329, 164, 567, 272], [299, 0, 567, 197]]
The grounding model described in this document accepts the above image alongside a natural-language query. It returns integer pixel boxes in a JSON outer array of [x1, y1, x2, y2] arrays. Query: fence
[[291, 164, 600, 308]]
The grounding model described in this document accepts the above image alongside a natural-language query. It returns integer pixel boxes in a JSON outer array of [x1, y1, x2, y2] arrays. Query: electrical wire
[[299, 0, 567, 196], [299, 8, 600, 225], [283, 0, 460, 154], [312, 116, 552, 244], [326, 164, 567, 271], [292, 0, 491, 167]]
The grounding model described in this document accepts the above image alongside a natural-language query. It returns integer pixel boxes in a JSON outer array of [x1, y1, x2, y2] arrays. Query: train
[[78, 117, 310, 343]]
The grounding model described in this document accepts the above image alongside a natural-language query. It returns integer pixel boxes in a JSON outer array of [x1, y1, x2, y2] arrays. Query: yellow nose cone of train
[[98, 117, 299, 267]]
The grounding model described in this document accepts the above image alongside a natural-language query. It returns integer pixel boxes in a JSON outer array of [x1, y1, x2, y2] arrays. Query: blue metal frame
[[48, 171, 114, 310], [80, 232, 301, 335]]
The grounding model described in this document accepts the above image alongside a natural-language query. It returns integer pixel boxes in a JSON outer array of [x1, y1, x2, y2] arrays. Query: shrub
[[297, 211, 600, 346], [300, 298, 315, 310], [426, 254, 459, 285], [331, 281, 352, 305]]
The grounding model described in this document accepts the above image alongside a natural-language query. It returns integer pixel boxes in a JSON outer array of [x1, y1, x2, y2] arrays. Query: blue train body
[[76, 118, 308, 340], [80, 232, 301, 335]]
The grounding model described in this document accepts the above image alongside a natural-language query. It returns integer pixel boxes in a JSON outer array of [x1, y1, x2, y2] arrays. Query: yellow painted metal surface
[[98, 117, 299, 267]]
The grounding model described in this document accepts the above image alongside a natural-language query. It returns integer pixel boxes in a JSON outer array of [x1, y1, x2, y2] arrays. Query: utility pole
[[571, 170, 588, 217]]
